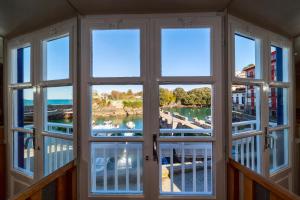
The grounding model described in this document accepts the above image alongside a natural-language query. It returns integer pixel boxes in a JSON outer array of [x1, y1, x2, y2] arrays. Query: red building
[[241, 51, 277, 115]]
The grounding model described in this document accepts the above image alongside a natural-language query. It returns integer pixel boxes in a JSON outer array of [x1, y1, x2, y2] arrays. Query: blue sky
[[162, 28, 210, 76], [46, 36, 69, 80], [234, 34, 256, 72], [24, 29, 256, 99], [23, 47, 31, 82], [92, 29, 140, 77]]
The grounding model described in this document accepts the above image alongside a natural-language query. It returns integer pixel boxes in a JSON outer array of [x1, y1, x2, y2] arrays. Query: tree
[[159, 88, 175, 106], [173, 87, 187, 104]]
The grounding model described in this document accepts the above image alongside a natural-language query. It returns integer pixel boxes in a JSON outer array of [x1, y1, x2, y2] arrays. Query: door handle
[[153, 134, 158, 163], [32, 127, 36, 150], [264, 127, 270, 150]]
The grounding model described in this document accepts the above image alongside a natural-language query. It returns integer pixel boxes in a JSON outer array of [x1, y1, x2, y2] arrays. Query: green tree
[[173, 87, 187, 104], [159, 88, 175, 106]]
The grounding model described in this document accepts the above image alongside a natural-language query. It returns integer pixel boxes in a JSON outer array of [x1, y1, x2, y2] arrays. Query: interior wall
[[0, 37, 6, 200]]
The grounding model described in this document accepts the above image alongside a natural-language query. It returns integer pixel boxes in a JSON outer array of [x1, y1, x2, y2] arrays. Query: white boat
[[93, 120, 119, 129], [126, 121, 135, 129], [205, 116, 212, 124]]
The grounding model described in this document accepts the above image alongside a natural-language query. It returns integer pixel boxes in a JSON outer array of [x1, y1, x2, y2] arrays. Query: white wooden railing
[[44, 137, 73, 175], [159, 143, 212, 194]]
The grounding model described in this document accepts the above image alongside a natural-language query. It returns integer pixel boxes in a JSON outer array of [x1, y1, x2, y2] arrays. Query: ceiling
[[1, 0, 300, 62], [1, 0, 300, 38]]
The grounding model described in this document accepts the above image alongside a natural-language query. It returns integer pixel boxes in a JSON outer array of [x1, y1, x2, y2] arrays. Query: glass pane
[[269, 129, 288, 173], [91, 142, 143, 194], [159, 142, 212, 194], [44, 36, 70, 80], [269, 87, 288, 127], [44, 86, 73, 134], [12, 46, 31, 83], [161, 28, 210, 76], [13, 132, 34, 176], [91, 85, 143, 137], [231, 135, 262, 173], [44, 136, 73, 175], [159, 85, 212, 137], [232, 84, 260, 134], [235, 34, 259, 79], [13, 88, 34, 129], [271, 45, 288, 82], [92, 29, 140, 77]]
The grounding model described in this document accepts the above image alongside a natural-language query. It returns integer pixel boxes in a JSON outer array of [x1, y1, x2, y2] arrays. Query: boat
[[93, 120, 119, 129], [126, 121, 135, 129], [205, 116, 212, 124]]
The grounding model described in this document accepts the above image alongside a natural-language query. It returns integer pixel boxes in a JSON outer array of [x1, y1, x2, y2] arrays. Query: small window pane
[[44, 36, 70, 80], [13, 88, 34, 129], [91, 85, 143, 137], [92, 29, 140, 77], [13, 46, 31, 83], [235, 34, 259, 79], [232, 85, 260, 134], [269, 129, 288, 173], [269, 87, 288, 127], [91, 142, 143, 194], [161, 28, 210, 76], [159, 142, 212, 194], [44, 86, 73, 134], [159, 85, 212, 137], [271, 45, 288, 82], [44, 136, 73, 175], [231, 135, 262, 173], [13, 132, 34, 176]]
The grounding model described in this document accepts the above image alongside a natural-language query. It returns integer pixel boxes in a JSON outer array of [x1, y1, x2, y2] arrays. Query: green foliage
[[123, 100, 143, 109], [160, 87, 211, 107], [159, 88, 176, 106]]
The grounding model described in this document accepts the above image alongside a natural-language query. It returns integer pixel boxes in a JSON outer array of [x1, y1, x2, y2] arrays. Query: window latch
[[153, 134, 158, 163]]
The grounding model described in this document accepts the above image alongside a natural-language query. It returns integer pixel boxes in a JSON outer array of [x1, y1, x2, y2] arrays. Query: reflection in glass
[[44, 136, 73, 175], [13, 88, 34, 129], [234, 34, 259, 79], [45, 36, 70, 80], [13, 46, 31, 83], [161, 28, 210, 76], [159, 85, 212, 137], [91, 85, 143, 137], [269, 129, 288, 173], [271, 45, 288, 82], [13, 132, 34, 176], [44, 86, 73, 134], [91, 142, 143, 194], [232, 85, 260, 134], [159, 142, 212, 194], [92, 29, 140, 77], [231, 135, 261, 173], [269, 88, 288, 127]]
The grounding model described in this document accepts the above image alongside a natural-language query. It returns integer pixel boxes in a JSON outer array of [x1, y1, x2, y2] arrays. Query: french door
[[229, 17, 293, 190], [7, 19, 76, 197], [80, 14, 224, 200]]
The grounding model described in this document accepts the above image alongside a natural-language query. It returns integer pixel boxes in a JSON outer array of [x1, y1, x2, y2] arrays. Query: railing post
[[227, 163, 239, 200], [244, 175, 253, 200]]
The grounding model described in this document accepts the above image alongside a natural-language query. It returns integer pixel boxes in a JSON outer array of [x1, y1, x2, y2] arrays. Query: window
[[91, 85, 143, 137], [161, 28, 210, 76], [229, 18, 292, 181], [234, 34, 261, 79], [81, 15, 224, 199], [92, 30, 140, 77], [44, 36, 70, 80], [7, 19, 76, 192]]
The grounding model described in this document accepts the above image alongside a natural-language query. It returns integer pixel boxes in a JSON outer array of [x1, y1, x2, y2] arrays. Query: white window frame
[[80, 13, 225, 200], [6, 18, 77, 198], [228, 15, 294, 190]]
